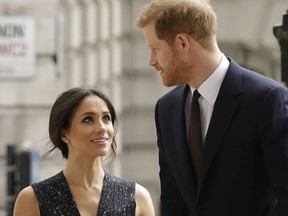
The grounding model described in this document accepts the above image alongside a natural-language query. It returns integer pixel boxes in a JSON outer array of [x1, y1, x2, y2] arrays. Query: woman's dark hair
[[44, 87, 118, 159]]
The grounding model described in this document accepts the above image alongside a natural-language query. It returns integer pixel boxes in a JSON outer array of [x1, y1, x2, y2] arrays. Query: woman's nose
[[95, 120, 106, 132]]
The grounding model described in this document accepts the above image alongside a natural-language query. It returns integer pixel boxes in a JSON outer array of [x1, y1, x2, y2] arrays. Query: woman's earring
[[62, 138, 68, 143]]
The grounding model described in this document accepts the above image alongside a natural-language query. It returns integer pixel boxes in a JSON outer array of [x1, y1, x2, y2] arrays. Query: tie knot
[[192, 90, 201, 101]]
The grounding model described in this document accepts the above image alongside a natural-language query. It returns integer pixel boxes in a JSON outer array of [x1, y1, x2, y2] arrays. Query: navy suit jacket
[[155, 58, 288, 216]]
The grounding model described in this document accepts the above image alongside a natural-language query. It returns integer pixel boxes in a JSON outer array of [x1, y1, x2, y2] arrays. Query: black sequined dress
[[31, 171, 136, 216]]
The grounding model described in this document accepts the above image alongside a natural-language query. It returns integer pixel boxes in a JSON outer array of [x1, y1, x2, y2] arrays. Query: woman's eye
[[103, 114, 111, 121], [83, 116, 93, 123]]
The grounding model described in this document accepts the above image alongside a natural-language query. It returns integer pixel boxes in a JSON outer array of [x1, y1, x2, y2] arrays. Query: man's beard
[[160, 55, 191, 87]]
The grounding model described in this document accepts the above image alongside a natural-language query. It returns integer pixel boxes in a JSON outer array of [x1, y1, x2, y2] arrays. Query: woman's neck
[[63, 157, 105, 189]]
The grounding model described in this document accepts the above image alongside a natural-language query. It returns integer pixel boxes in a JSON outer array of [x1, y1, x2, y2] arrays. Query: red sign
[[0, 16, 36, 78]]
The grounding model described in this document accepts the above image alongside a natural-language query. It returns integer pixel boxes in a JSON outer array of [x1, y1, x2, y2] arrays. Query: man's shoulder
[[159, 85, 187, 101], [227, 57, 284, 92]]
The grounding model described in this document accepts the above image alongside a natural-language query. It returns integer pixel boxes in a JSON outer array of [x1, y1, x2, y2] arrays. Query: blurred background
[[0, 0, 286, 215]]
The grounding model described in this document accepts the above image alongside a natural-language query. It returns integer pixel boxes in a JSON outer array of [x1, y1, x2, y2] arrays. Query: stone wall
[[0, 0, 286, 215]]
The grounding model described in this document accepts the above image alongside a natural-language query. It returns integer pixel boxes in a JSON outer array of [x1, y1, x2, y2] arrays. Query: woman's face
[[62, 95, 114, 159]]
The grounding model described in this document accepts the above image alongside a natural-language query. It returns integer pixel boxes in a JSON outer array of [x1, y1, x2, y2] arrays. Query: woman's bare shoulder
[[13, 186, 40, 216], [135, 183, 155, 216]]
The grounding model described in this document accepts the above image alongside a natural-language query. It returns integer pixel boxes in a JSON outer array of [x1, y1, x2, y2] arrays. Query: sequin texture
[[31, 171, 136, 216]]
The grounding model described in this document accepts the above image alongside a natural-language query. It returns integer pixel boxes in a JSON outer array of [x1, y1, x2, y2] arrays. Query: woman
[[13, 87, 155, 216]]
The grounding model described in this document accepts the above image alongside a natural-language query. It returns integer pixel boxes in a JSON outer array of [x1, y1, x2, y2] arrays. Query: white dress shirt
[[186, 54, 230, 144]]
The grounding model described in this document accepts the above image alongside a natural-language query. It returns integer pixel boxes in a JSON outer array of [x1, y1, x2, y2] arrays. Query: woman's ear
[[61, 129, 69, 143]]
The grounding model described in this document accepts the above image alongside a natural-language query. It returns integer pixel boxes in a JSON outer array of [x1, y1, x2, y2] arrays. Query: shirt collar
[[191, 54, 229, 105]]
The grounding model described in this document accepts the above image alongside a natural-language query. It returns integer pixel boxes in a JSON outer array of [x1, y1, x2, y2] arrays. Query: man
[[136, 0, 288, 215]]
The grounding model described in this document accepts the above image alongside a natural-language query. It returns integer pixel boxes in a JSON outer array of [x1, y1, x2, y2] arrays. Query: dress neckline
[[59, 170, 108, 216]]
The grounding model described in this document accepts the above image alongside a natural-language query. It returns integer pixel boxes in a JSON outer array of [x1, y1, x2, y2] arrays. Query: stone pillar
[[273, 10, 288, 86]]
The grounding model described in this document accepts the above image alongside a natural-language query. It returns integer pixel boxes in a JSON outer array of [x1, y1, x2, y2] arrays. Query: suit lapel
[[161, 85, 198, 210], [197, 59, 243, 199]]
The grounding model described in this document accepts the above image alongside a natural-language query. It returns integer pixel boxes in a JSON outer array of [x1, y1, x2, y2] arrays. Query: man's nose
[[149, 53, 156, 67]]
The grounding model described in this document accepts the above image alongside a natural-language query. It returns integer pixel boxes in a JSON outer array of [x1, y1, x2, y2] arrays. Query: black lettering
[[0, 24, 25, 38]]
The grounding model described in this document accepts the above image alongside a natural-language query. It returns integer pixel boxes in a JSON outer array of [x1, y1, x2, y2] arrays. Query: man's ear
[[175, 33, 190, 52]]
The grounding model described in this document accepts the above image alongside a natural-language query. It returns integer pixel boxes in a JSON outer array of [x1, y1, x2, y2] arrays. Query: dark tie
[[189, 90, 202, 180]]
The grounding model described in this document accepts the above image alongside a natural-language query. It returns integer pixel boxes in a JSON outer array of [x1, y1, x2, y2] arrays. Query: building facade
[[0, 0, 286, 215]]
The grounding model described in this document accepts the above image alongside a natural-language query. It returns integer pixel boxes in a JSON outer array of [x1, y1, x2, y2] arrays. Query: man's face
[[143, 22, 190, 87]]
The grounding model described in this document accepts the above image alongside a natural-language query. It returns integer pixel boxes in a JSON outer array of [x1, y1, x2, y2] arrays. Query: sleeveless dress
[[31, 171, 136, 216]]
